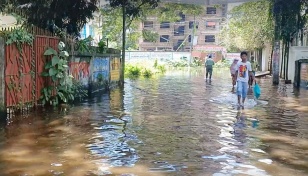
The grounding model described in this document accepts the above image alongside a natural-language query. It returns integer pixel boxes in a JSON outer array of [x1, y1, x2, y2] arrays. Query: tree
[[97, 6, 141, 50], [142, 29, 159, 42], [108, 0, 160, 85], [154, 3, 204, 22], [0, 0, 98, 36], [269, 0, 308, 81], [219, 0, 274, 51]]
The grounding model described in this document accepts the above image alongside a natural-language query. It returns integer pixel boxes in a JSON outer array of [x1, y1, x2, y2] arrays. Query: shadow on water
[[0, 68, 307, 176]]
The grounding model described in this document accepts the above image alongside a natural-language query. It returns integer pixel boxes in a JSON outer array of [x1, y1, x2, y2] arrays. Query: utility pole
[[120, 4, 126, 86], [189, 15, 196, 66]]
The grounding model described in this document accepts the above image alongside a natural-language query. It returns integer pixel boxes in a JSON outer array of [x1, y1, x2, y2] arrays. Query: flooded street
[[0, 69, 307, 176]]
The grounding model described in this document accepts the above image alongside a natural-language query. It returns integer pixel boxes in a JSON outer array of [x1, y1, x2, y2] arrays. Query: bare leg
[[238, 95, 241, 105], [209, 70, 212, 80]]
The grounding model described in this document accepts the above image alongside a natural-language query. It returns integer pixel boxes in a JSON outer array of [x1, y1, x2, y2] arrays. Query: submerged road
[[0, 68, 307, 176]]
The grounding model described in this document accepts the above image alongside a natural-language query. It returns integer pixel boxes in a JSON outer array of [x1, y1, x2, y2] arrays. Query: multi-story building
[[139, 4, 227, 51], [79, 0, 108, 44]]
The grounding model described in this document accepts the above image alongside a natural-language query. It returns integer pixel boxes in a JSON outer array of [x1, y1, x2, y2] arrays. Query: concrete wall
[[70, 53, 121, 94], [69, 56, 91, 87], [126, 51, 191, 64]]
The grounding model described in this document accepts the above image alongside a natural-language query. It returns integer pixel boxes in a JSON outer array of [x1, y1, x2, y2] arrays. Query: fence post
[[0, 38, 5, 113]]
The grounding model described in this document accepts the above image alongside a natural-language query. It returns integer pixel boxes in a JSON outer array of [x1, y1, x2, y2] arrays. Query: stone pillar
[[0, 38, 5, 112]]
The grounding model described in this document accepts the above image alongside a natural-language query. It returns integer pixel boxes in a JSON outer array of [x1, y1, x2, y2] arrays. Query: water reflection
[[0, 69, 307, 175]]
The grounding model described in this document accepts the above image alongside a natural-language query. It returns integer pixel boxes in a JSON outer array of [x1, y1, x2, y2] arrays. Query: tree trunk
[[273, 21, 280, 85], [120, 5, 126, 86], [285, 41, 290, 80], [300, 29, 304, 46], [284, 40, 289, 79], [280, 39, 285, 78], [269, 46, 273, 74]]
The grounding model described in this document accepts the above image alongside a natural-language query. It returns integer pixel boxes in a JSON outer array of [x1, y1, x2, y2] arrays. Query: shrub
[[214, 60, 231, 68], [154, 59, 158, 68], [98, 39, 106, 53], [156, 65, 166, 73], [125, 65, 141, 77], [40, 41, 87, 106], [191, 58, 202, 67], [142, 68, 153, 78]]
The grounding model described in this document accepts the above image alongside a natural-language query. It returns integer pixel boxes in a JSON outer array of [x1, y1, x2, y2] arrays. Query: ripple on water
[[211, 93, 258, 109]]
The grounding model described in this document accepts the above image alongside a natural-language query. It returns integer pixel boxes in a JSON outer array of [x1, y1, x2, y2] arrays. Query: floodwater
[[0, 68, 307, 176]]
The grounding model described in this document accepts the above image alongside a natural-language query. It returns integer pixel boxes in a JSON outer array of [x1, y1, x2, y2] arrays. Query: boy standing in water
[[205, 55, 215, 80], [230, 58, 239, 91], [235, 52, 254, 107]]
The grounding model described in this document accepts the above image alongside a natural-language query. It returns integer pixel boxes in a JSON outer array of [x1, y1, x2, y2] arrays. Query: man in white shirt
[[235, 51, 254, 107]]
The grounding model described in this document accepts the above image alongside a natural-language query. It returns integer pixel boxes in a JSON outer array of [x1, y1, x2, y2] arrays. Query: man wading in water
[[205, 55, 215, 81], [235, 52, 254, 108]]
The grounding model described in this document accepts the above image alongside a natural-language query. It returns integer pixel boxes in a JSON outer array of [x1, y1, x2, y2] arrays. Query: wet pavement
[[0, 68, 307, 176]]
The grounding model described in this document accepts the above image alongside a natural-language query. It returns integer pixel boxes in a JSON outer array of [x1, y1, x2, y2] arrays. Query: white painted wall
[[288, 46, 308, 82], [261, 44, 272, 72], [125, 51, 191, 63]]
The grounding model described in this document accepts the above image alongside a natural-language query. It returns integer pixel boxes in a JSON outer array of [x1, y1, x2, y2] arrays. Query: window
[[189, 21, 198, 29], [188, 35, 192, 43], [81, 25, 87, 39], [89, 26, 95, 37], [144, 21, 154, 28], [189, 21, 194, 29], [205, 35, 215, 42], [174, 39, 185, 51], [160, 22, 170, 28], [160, 35, 169, 42], [174, 26, 185, 36], [205, 21, 216, 29], [206, 7, 216, 14], [221, 4, 227, 16]]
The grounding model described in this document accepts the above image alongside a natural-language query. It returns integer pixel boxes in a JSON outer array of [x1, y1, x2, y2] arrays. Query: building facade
[[139, 5, 228, 52], [79, 0, 108, 45]]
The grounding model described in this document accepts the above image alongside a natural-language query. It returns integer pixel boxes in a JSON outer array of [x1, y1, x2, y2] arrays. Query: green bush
[[40, 41, 87, 106], [98, 39, 106, 53], [142, 68, 153, 78], [166, 57, 191, 67], [154, 59, 158, 68], [191, 58, 202, 67], [72, 80, 88, 100], [214, 60, 231, 68], [156, 65, 166, 73], [125, 65, 141, 77]]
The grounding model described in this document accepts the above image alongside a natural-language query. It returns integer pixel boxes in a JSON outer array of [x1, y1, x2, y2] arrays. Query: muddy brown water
[[0, 69, 307, 176]]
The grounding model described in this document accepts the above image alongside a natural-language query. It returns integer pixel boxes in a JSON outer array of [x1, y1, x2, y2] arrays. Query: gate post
[[0, 38, 5, 113]]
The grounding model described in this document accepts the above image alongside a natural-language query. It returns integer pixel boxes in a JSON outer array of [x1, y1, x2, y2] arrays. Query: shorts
[[206, 68, 213, 73], [237, 81, 248, 98]]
